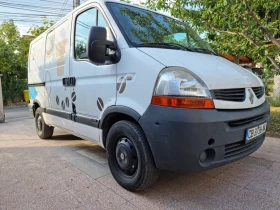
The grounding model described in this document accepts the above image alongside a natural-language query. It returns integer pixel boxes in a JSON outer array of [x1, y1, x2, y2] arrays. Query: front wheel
[[35, 108, 54, 139], [106, 120, 160, 191]]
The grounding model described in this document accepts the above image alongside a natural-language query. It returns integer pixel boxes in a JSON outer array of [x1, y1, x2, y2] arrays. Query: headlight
[[152, 67, 215, 109], [154, 67, 211, 97]]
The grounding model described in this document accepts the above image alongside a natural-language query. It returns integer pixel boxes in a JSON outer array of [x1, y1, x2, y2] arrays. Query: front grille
[[228, 114, 265, 127], [212, 88, 245, 102], [252, 87, 264, 99], [224, 135, 264, 159]]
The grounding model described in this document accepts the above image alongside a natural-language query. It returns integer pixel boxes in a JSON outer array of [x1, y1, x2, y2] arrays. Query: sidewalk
[[1, 119, 280, 210]]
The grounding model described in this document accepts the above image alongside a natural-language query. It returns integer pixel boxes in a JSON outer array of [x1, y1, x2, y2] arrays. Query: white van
[[28, 0, 270, 191]]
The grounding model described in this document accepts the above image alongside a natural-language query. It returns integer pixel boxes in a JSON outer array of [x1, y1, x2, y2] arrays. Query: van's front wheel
[[35, 108, 54, 139], [106, 120, 160, 191]]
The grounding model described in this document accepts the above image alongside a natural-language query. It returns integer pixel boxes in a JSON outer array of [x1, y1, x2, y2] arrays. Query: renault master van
[[28, 0, 270, 191]]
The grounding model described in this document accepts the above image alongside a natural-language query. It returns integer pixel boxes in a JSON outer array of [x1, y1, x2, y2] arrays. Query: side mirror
[[87, 26, 119, 64]]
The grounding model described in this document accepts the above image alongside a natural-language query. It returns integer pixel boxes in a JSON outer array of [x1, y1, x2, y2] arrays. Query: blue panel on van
[[29, 87, 38, 100]]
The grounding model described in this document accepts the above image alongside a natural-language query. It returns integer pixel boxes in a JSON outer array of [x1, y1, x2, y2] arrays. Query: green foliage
[[28, 17, 54, 37], [0, 18, 53, 105], [2, 76, 27, 104], [0, 20, 32, 104], [147, 0, 280, 72], [268, 107, 280, 135], [267, 97, 280, 107], [75, 41, 87, 59], [260, 70, 274, 95]]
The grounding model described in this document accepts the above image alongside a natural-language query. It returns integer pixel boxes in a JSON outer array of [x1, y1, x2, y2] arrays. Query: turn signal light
[[151, 96, 215, 109]]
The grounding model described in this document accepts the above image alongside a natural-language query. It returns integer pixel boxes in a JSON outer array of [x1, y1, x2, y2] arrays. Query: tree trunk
[[273, 75, 280, 100]]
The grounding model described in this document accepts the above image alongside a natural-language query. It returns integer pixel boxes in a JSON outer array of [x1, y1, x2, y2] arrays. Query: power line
[[38, 0, 73, 5], [0, 0, 73, 6], [56, 0, 70, 22], [0, 4, 71, 15], [0, 0, 89, 25], [0, 2, 72, 11], [0, 12, 60, 17]]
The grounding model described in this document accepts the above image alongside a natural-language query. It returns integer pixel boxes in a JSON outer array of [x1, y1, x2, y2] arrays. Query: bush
[[267, 97, 280, 107], [268, 108, 280, 135], [2, 76, 27, 105], [260, 71, 274, 96]]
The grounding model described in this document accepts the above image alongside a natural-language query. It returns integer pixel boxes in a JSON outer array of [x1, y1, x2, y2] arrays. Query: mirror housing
[[87, 26, 120, 64]]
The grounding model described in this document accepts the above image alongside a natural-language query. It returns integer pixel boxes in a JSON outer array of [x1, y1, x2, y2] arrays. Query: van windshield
[[106, 3, 215, 54]]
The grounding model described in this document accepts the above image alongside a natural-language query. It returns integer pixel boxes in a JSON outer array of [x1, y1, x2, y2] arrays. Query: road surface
[[4, 106, 32, 122]]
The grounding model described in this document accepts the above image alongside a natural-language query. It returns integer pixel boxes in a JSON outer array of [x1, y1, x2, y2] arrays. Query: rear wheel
[[106, 120, 160, 191], [35, 108, 54, 139]]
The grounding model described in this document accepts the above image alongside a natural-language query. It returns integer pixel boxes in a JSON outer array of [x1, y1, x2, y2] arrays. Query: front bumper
[[139, 101, 270, 172]]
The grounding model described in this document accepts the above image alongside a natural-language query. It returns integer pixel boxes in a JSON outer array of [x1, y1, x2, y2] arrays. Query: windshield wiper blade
[[192, 48, 217, 55], [135, 42, 194, 52]]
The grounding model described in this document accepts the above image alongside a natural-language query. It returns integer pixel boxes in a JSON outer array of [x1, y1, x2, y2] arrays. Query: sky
[[0, 0, 143, 35]]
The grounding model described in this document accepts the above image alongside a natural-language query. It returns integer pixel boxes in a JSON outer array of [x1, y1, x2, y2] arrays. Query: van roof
[[30, 0, 177, 45]]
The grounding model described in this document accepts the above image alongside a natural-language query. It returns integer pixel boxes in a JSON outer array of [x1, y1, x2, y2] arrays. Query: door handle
[[62, 77, 76, 87], [62, 78, 69, 87], [69, 77, 76, 86]]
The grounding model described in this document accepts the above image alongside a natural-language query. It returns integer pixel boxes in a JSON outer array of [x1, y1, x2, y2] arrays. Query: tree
[[0, 20, 32, 104], [147, 0, 280, 71], [0, 17, 53, 104], [28, 17, 54, 37]]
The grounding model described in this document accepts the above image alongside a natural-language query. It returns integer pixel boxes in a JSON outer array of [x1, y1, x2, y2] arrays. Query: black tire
[[106, 120, 160, 191], [35, 108, 54, 139]]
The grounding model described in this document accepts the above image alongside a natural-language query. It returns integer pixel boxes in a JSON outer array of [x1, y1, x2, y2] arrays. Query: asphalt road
[[3, 106, 32, 122]]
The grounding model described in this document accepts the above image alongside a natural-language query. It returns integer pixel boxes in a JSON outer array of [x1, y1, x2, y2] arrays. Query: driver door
[[70, 6, 116, 141]]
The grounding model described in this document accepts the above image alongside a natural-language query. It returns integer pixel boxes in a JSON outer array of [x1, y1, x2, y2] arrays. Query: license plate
[[245, 122, 267, 143]]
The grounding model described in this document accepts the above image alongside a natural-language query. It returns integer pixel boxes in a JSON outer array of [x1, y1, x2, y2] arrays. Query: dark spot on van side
[[65, 97, 69, 107], [71, 92, 76, 102], [61, 101, 65, 110], [97, 98, 104, 111], [117, 77, 126, 94], [72, 103, 76, 114]]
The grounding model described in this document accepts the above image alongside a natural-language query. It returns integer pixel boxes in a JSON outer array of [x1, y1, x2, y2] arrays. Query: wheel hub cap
[[116, 138, 138, 174]]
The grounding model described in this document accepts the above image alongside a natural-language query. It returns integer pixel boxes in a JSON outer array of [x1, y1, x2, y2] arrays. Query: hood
[[138, 48, 263, 90]]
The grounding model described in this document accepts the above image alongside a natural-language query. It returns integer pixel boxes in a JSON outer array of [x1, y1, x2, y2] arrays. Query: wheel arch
[[32, 100, 42, 117], [99, 106, 142, 148]]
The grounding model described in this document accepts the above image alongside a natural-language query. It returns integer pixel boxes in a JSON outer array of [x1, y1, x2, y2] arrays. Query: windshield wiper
[[135, 42, 194, 52], [192, 48, 217, 55]]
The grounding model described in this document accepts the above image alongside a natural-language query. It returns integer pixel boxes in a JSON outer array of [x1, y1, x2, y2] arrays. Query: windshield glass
[[107, 3, 213, 53]]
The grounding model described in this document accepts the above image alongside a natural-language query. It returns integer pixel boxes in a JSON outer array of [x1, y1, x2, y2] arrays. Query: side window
[[75, 8, 97, 59], [97, 11, 114, 42]]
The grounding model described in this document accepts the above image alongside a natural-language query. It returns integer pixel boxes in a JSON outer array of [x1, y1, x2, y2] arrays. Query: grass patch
[[267, 97, 280, 107], [268, 107, 280, 136]]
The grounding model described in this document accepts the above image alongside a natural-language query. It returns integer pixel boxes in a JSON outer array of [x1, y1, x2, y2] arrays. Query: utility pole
[[73, 0, 80, 9], [0, 74, 5, 123]]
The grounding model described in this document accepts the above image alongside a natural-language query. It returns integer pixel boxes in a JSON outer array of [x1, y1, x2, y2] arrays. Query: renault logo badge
[[248, 89, 254, 104]]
